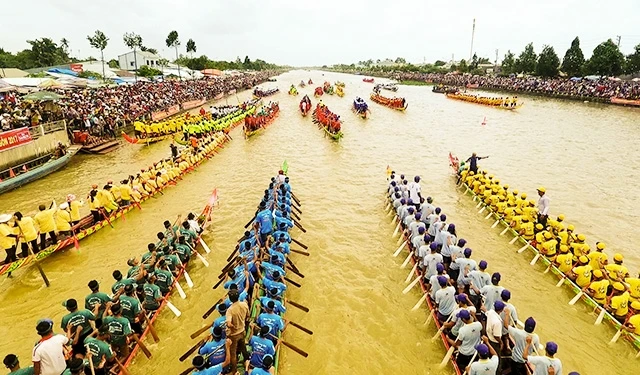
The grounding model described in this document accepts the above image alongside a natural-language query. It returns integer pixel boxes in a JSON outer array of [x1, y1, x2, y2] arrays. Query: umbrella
[[38, 79, 64, 89], [22, 90, 65, 101], [569, 77, 582, 82]]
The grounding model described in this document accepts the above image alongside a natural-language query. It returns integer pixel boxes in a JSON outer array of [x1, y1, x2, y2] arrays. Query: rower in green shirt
[[102, 304, 132, 358], [174, 236, 192, 263], [141, 243, 158, 264], [60, 358, 85, 375], [119, 284, 143, 335], [179, 221, 197, 245], [111, 270, 136, 295], [84, 326, 114, 371], [2, 354, 34, 375], [143, 274, 163, 311], [164, 249, 181, 273], [61, 298, 96, 355], [154, 259, 174, 294], [85, 280, 111, 319]]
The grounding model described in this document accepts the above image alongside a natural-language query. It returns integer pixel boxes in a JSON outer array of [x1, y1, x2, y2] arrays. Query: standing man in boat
[[537, 187, 550, 228], [408, 176, 422, 211], [465, 153, 489, 175], [0, 214, 19, 265], [226, 290, 250, 374], [34, 203, 57, 251]]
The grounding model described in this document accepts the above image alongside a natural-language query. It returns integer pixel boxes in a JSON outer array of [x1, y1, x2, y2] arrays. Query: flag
[[9, 168, 15, 178], [73, 235, 80, 251], [282, 160, 288, 175], [386, 165, 392, 178]]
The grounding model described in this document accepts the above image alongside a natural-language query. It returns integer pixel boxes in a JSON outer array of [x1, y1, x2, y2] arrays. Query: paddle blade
[[400, 252, 412, 268], [196, 252, 210, 267], [167, 301, 182, 317], [425, 313, 434, 327], [175, 281, 187, 299], [556, 277, 565, 287], [595, 307, 606, 325], [392, 222, 401, 237], [411, 294, 427, 311], [199, 238, 212, 254], [518, 243, 530, 253], [475, 201, 483, 209], [404, 263, 418, 284], [568, 291, 583, 305], [184, 271, 194, 288], [478, 206, 486, 214], [73, 236, 80, 251], [393, 240, 407, 257], [530, 254, 541, 266], [439, 346, 455, 368], [403, 275, 420, 294], [500, 227, 510, 236], [509, 235, 518, 245], [610, 329, 623, 344], [431, 326, 443, 341], [484, 212, 493, 220], [491, 220, 500, 228]]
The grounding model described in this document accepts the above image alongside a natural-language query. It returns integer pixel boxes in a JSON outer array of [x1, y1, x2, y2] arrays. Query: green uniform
[[84, 337, 114, 367], [165, 253, 181, 271], [141, 251, 155, 264], [174, 243, 192, 263], [61, 309, 95, 336], [179, 227, 197, 245], [143, 283, 162, 310], [102, 316, 132, 346], [127, 265, 142, 279], [154, 268, 174, 294], [8, 367, 34, 375], [119, 295, 142, 324], [85, 292, 111, 319], [111, 278, 136, 295]]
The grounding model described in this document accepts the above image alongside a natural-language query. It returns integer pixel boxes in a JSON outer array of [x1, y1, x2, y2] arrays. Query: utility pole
[[469, 18, 476, 61], [616, 35, 621, 47], [495, 49, 499, 73]]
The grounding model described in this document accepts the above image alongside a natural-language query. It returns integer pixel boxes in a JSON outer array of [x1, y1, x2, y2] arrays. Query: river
[[0, 70, 638, 375]]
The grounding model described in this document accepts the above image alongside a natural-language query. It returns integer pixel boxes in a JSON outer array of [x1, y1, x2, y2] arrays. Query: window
[[146, 60, 149, 65], [130, 61, 134, 67]]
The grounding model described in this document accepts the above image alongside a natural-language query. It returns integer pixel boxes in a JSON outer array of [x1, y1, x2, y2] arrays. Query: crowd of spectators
[[390, 72, 640, 101], [0, 71, 276, 134]]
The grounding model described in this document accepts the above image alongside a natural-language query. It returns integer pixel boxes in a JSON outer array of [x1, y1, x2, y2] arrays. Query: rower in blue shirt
[[271, 224, 291, 243], [210, 304, 228, 337], [246, 326, 276, 370], [248, 354, 275, 375], [200, 326, 228, 367], [223, 283, 248, 308], [259, 295, 286, 314], [255, 202, 274, 245], [274, 215, 293, 231], [263, 278, 287, 298], [267, 253, 285, 268], [261, 262, 286, 281], [270, 236, 290, 255], [191, 339, 231, 375], [223, 268, 250, 293], [256, 301, 286, 343]]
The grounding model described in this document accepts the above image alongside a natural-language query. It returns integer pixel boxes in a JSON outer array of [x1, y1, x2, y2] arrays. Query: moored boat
[[312, 104, 343, 140], [0, 146, 81, 195], [352, 97, 369, 119], [244, 102, 280, 138], [363, 78, 374, 83], [299, 95, 312, 117], [253, 87, 279, 98], [432, 85, 459, 94], [122, 132, 171, 145], [370, 92, 408, 111], [376, 83, 398, 92], [449, 152, 640, 352], [446, 92, 523, 110]]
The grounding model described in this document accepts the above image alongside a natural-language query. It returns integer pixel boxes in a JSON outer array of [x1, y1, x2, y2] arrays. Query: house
[[118, 51, 161, 71]]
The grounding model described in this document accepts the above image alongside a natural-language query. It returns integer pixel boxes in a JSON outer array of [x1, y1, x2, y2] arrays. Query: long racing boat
[[448, 152, 640, 352]]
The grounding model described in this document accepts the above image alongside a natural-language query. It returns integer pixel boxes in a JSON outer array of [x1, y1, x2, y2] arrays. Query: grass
[[398, 80, 430, 86]]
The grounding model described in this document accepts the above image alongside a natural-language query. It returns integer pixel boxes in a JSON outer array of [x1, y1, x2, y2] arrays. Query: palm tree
[[186, 39, 196, 58], [123, 32, 143, 81], [87, 30, 109, 80], [166, 30, 181, 79], [60, 38, 70, 56]]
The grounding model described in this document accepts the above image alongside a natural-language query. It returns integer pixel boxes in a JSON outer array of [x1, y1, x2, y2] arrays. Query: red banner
[[181, 99, 206, 110], [70, 63, 84, 73], [0, 127, 33, 152], [151, 105, 180, 121]]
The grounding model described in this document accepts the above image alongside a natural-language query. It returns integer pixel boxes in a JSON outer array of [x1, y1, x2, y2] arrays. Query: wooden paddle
[[190, 324, 213, 339], [291, 238, 308, 250], [285, 298, 309, 313], [202, 298, 223, 319], [132, 334, 152, 358], [288, 321, 313, 335], [286, 257, 302, 276], [134, 294, 159, 343], [269, 334, 308, 357], [284, 276, 301, 288], [293, 220, 307, 233], [180, 338, 205, 362], [292, 204, 302, 214], [114, 357, 131, 375], [18, 234, 50, 287], [286, 265, 304, 278], [290, 248, 310, 257], [86, 345, 96, 375]]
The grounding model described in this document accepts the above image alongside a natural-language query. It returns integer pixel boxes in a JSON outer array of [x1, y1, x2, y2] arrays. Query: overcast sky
[[4, 0, 640, 67]]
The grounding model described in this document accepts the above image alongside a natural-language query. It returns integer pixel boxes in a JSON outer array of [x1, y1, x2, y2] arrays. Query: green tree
[[186, 39, 196, 57], [469, 53, 478, 69], [394, 57, 406, 64], [585, 39, 625, 76], [514, 43, 537, 74], [27, 38, 68, 67], [457, 59, 468, 73], [501, 50, 516, 75], [60, 38, 70, 56], [478, 57, 491, 65], [166, 30, 181, 79], [107, 59, 119, 69], [87, 30, 109, 80], [137, 65, 162, 78], [123, 32, 143, 80], [560, 36, 585, 77], [78, 71, 102, 79], [535, 45, 560, 77], [434, 60, 446, 67], [626, 44, 640, 74]]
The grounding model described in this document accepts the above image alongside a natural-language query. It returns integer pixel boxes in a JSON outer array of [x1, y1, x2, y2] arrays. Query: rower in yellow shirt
[[540, 231, 558, 257], [558, 224, 575, 246], [605, 253, 629, 281], [118, 180, 134, 205], [98, 185, 118, 213], [66, 194, 84, 225], [547, 214, 565, 232], [507, 189, 518, 205], [523, 200, 537, 222], [626, 274, 640, 302], [555, 245, 574, 274], [133, 121, 145, 137], [587, 242, 608, 271], [571, 256, 592, 288], [0, 214, 18, 262], [13, 212, 38, 257], [516, 193, 528, 210], [510, 209, 524, 232], [54, 203, 72, 236], [33, 203, 58, 250], [624, 301, 640, 334], [585, 270, 609, 304], [607, 282, 630, 322], [570, 234, 588, 257], [519, 217, 535, 241]]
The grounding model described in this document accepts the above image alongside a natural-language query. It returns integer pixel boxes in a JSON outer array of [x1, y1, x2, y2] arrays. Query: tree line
[[0, 30, 279, 78]]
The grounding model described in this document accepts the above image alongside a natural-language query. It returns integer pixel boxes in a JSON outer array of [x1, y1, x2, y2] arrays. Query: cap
[[537, 187, 546, 193], [524, 317, 536, 332], [260, 325, 270, 336], [212, 326, 223, 338], [577, 234, 586, 241], [501, 289, 511, 300], [479, 260, 487, 269], [437, 275, 448, 286], [415, 213, 422, 220], [217, 303, 228, 313], [567, 224, 575, 231], [88, 280, 99, 290], [127, 257, 136, 266], [535, 224, 543, 230], [427, 197, 433, 203], [578, 255, 588, 264], [596, 242, 606, 250], [418, 226, 425, 234], [464, 248, 472, 257], [436, 263, 444, 272], [458, 239, 466, 246], [456, 293, 469, 303], [457, 309, 471, 320], [592, 270, 603, 278], [559, 245, 569, 253], [494, 300, 506, 311], [558, 214, 565, 221], [192, 355, 206, 369], [612, 282, 625, 292], [440, 214, 447, 221], [491, 272, 501, 282], [262, 354, 274, 368], [3, 354, 18, 369], [430, 242, 438, 251], [68, 358, 84, 372], [613, 253, 623, 262], [630, 301, 640, 310], [545, 341, 558, 355], [475, 343, 490, 357], [543, 231, 552, 239], [36, 319, 53, 335], [521, 193, 527, 199]]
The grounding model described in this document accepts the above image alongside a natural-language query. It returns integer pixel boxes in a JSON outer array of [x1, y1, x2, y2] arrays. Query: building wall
[[0, 129, 70, 171]]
